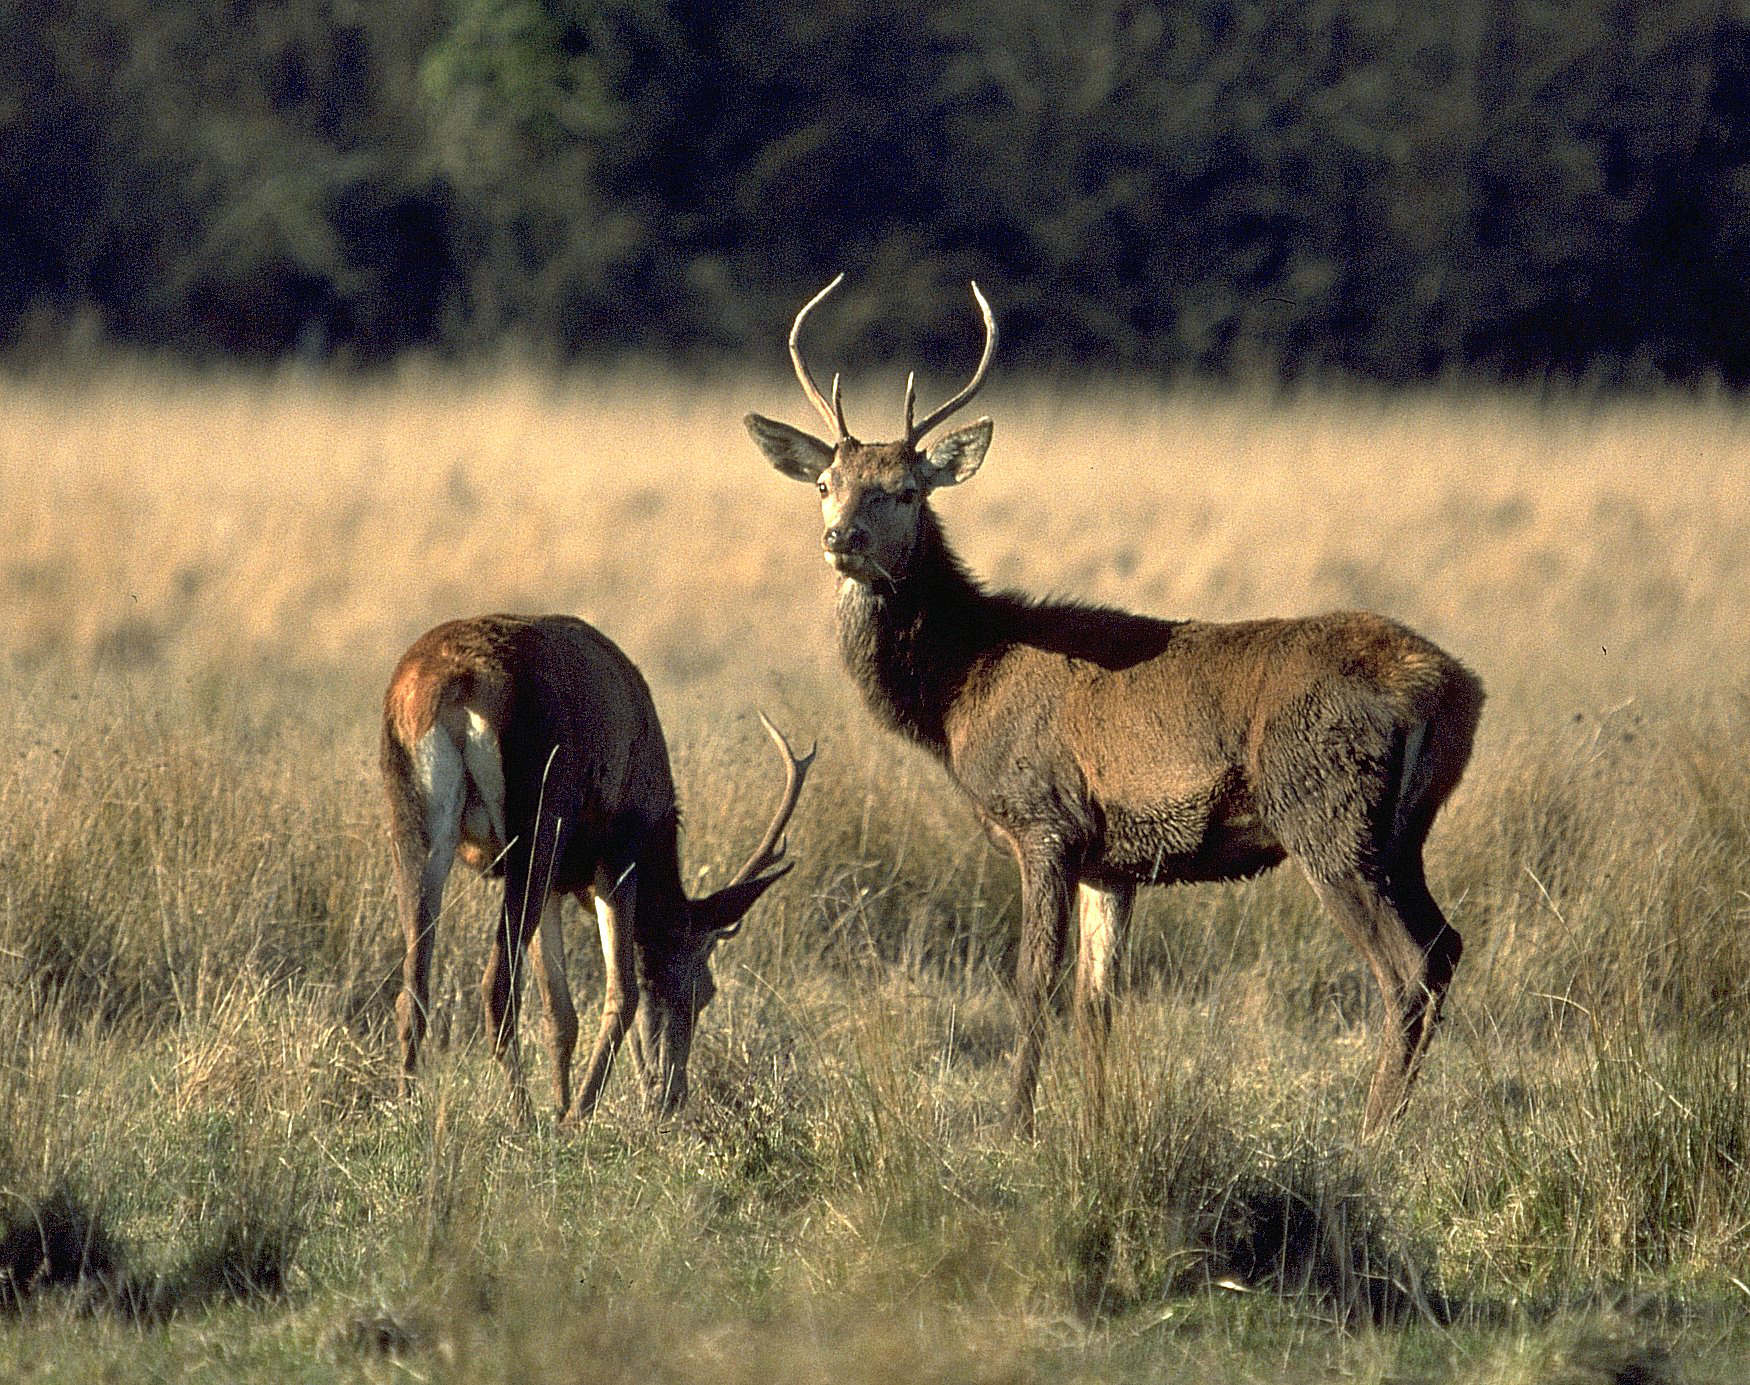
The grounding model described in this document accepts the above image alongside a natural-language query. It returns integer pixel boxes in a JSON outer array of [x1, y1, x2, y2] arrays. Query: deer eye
[[816, 476, 830, 496]]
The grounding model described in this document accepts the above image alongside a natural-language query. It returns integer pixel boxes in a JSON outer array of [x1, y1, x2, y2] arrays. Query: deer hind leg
[[1386, 723, 1467, 1074], [569, 871, 639, 1121], [1345, 716, 1467, 1135], [1384, 846, 1463, 1086], [392, 727, 465, 1092], [1008, 843, 1076, 1138], [483, 813, 569, 1123], [1305, 865, 1456, 1138], [1263, 699, 1464, 1137], [1073, 880, 1135, 1115], [525, 895, 579, 1116]]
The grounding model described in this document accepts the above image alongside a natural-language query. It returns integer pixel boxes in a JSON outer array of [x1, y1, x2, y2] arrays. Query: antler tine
[[831, 372, 850, 441], [722, 712, 817, 889], [903, 370, 917, 437], [906, 280, 998, 445], [789, 273, 847, 441]]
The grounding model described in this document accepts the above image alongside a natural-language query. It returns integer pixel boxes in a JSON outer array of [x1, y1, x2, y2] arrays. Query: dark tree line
[[5, 0, 1749, 382]]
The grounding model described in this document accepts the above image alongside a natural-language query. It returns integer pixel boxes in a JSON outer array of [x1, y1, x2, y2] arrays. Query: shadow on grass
[[0, 1183, 297, 1321], [1066, 1152, 1446, 1327], [1206, 1163, 1443, 1326]]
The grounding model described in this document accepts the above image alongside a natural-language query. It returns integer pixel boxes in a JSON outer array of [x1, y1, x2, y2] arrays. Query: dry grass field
[[2, 360, 1749, 1380]]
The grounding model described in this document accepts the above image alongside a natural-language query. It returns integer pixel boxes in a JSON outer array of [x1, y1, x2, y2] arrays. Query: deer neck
[[615, 808, 689, 949], [835, 506, 996, 756]]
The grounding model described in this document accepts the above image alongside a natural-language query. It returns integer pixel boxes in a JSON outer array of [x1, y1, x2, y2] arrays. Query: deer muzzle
[[824, 524, 867, 556]]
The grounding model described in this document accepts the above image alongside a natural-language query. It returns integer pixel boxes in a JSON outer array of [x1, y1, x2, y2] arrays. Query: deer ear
[[692, 863, 792, 938], [921, 417, 993, 488], [746, 414, 834, 483]]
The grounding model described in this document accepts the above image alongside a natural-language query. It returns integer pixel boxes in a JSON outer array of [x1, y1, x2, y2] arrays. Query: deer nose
[[824, 525, 867, 554]]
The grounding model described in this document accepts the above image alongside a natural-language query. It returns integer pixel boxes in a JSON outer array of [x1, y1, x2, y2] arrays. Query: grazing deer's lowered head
[[748, 277, 1483, 1140], [381, 614, 814, 1120]]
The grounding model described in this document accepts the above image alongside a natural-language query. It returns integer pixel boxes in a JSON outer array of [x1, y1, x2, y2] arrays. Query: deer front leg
[[569, 873, 639, 1121], [1072, 880, 1135, 1119], [1008, 844, 1076, 1137]]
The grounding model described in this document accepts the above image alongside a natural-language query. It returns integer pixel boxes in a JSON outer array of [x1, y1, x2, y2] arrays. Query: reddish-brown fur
[[747, 280, 1482, 1137], [381, 614, 812, 1120]]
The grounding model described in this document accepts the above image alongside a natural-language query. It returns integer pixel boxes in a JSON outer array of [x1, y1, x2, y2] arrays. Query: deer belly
[[1099, 797, 1286, 885]]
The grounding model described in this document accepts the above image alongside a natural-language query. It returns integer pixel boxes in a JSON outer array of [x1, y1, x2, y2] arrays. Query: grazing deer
[[381, 614, 813, 1120], [746, 277, 1483, 1137]]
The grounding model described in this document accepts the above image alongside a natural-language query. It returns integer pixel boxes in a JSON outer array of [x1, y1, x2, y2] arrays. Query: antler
[[904, 280, 997, 445], [721, 712, 817, 892], [790, 274, 851, 441]]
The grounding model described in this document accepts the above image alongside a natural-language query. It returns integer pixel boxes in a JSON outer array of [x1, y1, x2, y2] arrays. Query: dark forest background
[[5, 0, 1750, 382]]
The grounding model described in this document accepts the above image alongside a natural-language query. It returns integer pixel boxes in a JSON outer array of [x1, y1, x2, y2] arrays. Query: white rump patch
[[461, 709, 508, 850], [410, 727, 464, 884]]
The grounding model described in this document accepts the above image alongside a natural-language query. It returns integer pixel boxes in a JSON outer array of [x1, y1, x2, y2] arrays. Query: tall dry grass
[[2, 360, 1749, 1379], [6, 363, 1746, 704]]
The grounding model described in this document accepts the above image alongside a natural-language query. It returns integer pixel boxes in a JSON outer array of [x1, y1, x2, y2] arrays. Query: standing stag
[[746, 276, 1483, 1137], [381, 614, 813, 1119]]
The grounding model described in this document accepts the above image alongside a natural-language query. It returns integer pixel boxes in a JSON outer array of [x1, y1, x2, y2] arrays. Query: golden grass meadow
[[3, 359, 1750, 1380]]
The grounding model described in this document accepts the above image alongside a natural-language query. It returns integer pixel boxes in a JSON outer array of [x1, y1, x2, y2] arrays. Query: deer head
[[745, 274, 997, 589], [632, 713, 814, 1113]]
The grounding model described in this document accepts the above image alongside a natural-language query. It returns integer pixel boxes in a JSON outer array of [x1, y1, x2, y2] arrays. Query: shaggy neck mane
[[835, 506, 1015, 755], [835, 506, 1184, 757]]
